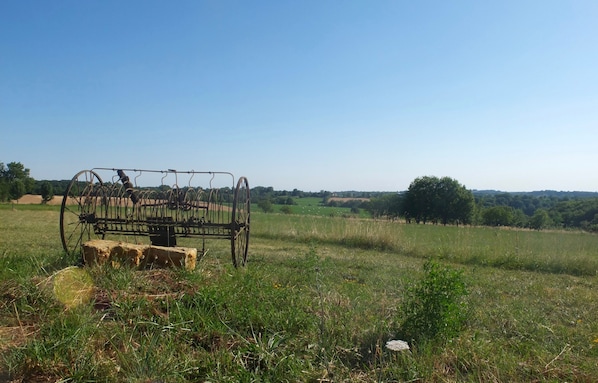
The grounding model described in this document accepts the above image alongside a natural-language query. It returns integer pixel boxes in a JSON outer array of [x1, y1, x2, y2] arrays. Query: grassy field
[[1, 204, 598, 382], [277, 197, 370, 218]]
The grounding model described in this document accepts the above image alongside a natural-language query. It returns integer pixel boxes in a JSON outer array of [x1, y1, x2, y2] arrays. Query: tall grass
[[253, 212, 598, 276], [254, 213, 403, 251]]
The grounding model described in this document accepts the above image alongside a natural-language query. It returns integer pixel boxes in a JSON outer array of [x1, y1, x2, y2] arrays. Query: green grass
[[254, 213, 598, 276], [1, 206, 598, 381], [274, 197, 368, 218]]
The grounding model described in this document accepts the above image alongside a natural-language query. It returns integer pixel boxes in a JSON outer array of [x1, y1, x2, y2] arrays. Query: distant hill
[[472, 190, 598, 199]]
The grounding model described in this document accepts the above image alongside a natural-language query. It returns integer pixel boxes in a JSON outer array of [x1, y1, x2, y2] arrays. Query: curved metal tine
[[188, 170, 195, 188], [134, 170, 142, 187], [164, 169, 178, 189], [209, 171, 215, 189], [161, 172, 168, 187]]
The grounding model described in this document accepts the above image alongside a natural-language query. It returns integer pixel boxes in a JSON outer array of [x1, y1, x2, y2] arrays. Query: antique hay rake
[[59, 168, 250, 267]]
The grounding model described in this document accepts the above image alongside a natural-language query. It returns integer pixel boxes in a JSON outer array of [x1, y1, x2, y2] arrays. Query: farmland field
[[278, 196, 371, 218], [1, 204, 598, 382]]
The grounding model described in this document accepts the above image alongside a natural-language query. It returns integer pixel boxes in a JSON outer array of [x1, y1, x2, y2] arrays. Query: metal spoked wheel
[[231, 176, 250, 267], [60, 170, 104, 260]]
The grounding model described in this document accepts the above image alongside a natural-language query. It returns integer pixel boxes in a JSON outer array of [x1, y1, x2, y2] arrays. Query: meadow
[[1, 204, 598, 382]]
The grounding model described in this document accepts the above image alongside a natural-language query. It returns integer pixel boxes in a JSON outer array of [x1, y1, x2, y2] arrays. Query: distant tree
[[404, 176, 474, 225], [321, 191, 332, 205], [0, 182, 7, 201], [0, 162, 34, 201], [387, 194, 404, 219], [404, 176, 437, 224], [437, 177, 475, 225], [252, 186, 274, 202], [4, 162, 34, 189], [40, 181, 54, 204], [0, 164, 8, 200], [257, 198, 273, 213], [554, 198, 598, 229], [365, 193, 403, 219], [511, 209, 528, 228], [529, 209, 552, 230], [9, 179, 26, 201], [274, 196, 295, 205], [280, 205, 292, 214], [481, 206, 513, 226]]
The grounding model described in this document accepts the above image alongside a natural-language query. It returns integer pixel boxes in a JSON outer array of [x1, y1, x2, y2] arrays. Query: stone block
[[142, 245, 197, 270], [82, 239, 196, 270]]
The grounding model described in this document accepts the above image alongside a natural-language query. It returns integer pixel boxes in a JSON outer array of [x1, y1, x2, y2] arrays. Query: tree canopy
[[403, 176, 474, 225], [40, 181, 55, 203], [0, 161, 35, 201]]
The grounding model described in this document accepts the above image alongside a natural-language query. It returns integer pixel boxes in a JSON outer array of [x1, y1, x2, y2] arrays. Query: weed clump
[[398, 260, 468, 345]]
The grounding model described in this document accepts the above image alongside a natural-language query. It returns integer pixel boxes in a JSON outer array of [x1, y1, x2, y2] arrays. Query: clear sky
[[1, 1, 597, 192]]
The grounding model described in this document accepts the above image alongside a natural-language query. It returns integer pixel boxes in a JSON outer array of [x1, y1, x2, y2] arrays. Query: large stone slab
[[82, 239, 196, 270], [142, 244, 197, 270]]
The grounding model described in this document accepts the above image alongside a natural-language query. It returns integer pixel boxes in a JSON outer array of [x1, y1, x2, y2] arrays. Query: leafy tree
[[274, 196, 295, 205], [0, 162, 34, 201], [437, 177, 475, 225], [9, 179, 26, 201], [554, 198, 598, 230], [403, 176, 474, 225], [365, 193, 403, 219], [403, 176, 438, 224], [481, 206, 513, 226], [511, 208, 528, 228], [280, 205, 292, 214], [2, 162, 34, 187], [320, 191, 332, 205], [257, 198, 273, 213], [529, 209, 552, 230], [40, 181, 54, 204], [0, 181, 7, 201], [251, 186, 274, 202]]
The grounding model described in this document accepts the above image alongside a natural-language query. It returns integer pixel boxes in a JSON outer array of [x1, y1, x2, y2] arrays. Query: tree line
[[0, 162, 62, 203], [364, 178, 598, 231], [3, 161, 598, 232]]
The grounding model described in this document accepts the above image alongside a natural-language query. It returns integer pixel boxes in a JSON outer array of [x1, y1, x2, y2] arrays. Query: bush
[[40, 181, 54, 204], [398, 260, 468, 344], [257, 199, 273, 213]]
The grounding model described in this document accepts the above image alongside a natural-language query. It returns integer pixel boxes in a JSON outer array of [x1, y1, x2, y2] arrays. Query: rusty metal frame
[[59, 168, 250, 267]]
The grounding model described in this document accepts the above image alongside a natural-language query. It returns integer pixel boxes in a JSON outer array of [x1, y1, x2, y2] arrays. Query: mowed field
[[1, 204, 598, 382], [12, 194, 65, 205]]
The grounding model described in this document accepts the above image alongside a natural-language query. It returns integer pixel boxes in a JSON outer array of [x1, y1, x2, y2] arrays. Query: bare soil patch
[[0, 326, 36, 352]]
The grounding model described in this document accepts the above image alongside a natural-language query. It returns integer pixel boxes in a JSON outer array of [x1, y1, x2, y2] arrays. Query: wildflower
[[385, 339, 410, 352], [593, 338, 598, 344]]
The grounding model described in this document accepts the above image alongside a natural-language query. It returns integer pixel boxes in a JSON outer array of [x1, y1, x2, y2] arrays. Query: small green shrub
[[398, 260, 468, 344]]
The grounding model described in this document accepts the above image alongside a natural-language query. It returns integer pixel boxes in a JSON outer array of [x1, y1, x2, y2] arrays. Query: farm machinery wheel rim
[[231, 176, 250, 267], [59, 170, 104, 261]]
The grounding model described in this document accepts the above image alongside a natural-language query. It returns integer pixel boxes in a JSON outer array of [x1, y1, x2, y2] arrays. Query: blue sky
[[1, 1, 597, 192]]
